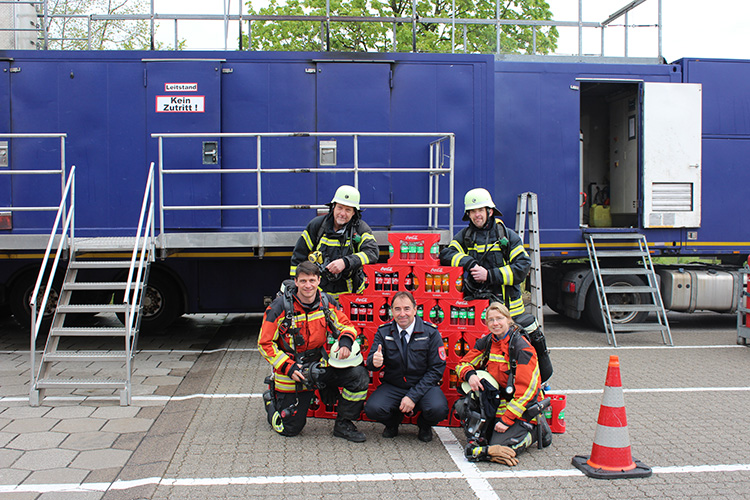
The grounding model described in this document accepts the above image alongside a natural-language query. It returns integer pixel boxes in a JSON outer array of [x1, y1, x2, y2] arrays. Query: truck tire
[[124, 270, 184, 333], [584, 275, 649, 330], [8, 270, 59, 332]]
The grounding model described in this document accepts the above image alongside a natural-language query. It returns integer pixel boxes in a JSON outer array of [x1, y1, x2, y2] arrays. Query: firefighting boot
[[333, 419, 366, 443]]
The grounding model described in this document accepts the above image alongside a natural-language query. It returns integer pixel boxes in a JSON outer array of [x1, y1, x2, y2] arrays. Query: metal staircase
[[584, 232, 672, 347], [515, 192, 544, 329], [30, 164, 156, 406]]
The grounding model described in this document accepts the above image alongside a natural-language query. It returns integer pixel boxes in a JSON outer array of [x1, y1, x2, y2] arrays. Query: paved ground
[[1, 309, 749, 500]]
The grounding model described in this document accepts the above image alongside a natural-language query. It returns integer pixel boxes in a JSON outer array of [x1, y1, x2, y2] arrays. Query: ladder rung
[[70, 261, 134, 269], [594, 250, 648, 258], [42, 351, 128, 362], [64, 282, 141, 291], [50, 326, 128, 337], [56, 304, 129, 314], [603, 286, 657, 293], [598, 268, 649, 275], [607, 304, 661, 312], [611, 323, 669, 332], [35, 378, 127, 389]]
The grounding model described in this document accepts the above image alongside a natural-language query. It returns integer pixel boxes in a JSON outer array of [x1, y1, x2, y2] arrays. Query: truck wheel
[[584, 275, 648, 330], [120, 270, 183, 333], [8, 270, 59, 331]]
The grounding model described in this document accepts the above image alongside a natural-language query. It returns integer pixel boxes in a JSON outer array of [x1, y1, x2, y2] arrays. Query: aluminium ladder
[[30, 165, 156, 406], [515, 192, 544, 330], [584, 232, 672, 347]]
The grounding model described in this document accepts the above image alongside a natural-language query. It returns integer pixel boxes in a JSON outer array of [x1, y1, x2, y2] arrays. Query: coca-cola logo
[[455, 301, 469, 306], [429, 268, 446, 273], [379, 267, 394, 272], [404, 235, 420, 241], [355, 298, 369, 304]]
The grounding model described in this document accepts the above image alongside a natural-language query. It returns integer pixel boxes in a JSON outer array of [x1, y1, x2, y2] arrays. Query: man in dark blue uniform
[[364, 291, 449, 442]]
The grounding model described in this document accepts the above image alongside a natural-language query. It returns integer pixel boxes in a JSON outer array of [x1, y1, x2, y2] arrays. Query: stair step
[[598, 268, 650, 275], [585, 233, 644, 241], [611, 323, 669, 332], [50, 326, 128, 337], [607, 304, 662, 312], [35, 378, 127, 389], [603, 286, 657, 293], [42, 351, 128, 362], [594, 250, 649, 258], [70, 261, 133, 269], [63, 282, 142, 291], [56, 304, 129, 314]]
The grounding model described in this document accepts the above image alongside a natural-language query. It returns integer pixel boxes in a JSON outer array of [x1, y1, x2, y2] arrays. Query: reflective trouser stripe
[[342, 388, 367, 402]]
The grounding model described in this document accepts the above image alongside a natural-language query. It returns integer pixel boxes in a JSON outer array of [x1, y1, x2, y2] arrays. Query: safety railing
[[122, 162, 156, 387], [30, 165, 75, 391], [152, 132, 455, 256]]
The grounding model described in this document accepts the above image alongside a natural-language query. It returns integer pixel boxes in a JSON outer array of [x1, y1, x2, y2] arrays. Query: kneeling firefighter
[[258, 261, 370, 442], [453, 302, 552, 465]]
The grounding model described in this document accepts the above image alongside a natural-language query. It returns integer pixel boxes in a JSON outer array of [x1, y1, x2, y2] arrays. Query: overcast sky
[[152, 0, 749, 62]]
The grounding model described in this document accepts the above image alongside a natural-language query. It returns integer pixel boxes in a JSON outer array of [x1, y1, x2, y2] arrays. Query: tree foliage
[[44, 0, 171, 50], [245, 0, 558, 54]]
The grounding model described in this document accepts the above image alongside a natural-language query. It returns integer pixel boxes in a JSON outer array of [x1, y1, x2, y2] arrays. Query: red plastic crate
[[440, 329, 462, 363], [387, 233, 441, 266], [439, 298, 490, 332], [339, 295, 387, 328], [362, 264, 412, 297], [411, 265, 463, 300]]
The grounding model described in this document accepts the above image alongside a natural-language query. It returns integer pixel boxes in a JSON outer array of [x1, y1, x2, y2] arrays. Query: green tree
[[44, 0, 174, 50], [244, 0, 557, 54]]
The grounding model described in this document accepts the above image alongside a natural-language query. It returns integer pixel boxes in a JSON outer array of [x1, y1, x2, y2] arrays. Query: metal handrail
[[122, 162, 156, 399], [152, 132, 455, 255], [30, 166, 75, 392]]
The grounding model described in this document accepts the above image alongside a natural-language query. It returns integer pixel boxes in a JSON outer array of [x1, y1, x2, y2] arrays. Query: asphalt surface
[[1, 308, 749, 500]]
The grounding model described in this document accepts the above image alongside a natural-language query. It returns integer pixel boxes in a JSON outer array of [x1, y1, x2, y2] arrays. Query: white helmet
[[463, 188, 502, 220], [460, 369, 500, 396], [328, 340, 363, 368], [330, 185, 361, 211]]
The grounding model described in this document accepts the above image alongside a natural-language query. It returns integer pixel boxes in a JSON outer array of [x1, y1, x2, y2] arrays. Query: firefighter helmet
[[463, 188, 502, 220], [328, 340, 363, 368], [460, 369, 500, 396], [330, 185, 361, 210]]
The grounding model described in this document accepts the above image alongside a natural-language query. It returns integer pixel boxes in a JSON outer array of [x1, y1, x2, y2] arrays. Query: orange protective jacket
[[456, 326, 543, 426], [258, 290, 357, 393]]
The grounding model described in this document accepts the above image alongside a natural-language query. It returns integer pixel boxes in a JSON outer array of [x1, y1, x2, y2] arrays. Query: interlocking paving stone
[[23, 467, 89, 485], [69, 448, 133, 470], [6, 431, 66, 451], [89, 407, 140, 420], [0, 447, 23, 468], [0, 406, 51, 419], [60, 431, 119, 451], [12, 448, 78, 470], [45, 406, 97, 419], [2, 418, 58, 433], [52, 418, 106, 434], [100, 418, 154, 434]]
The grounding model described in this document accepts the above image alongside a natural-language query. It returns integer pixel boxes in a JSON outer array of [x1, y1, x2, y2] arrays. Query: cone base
[[572, 455, 652, 480]]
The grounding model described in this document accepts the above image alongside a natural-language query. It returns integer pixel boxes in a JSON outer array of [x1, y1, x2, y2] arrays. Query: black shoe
[[333, 419, 366, 443], [417, 425, 433, 443], [382, 425, 399, 438]]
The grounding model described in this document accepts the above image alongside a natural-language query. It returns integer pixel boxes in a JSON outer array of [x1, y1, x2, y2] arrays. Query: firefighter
[[364, 291, 449, 442], [440, 187, 530, 318], [290, 185, 379, 299], [258, 260, 370, 441], [455, 302, 551, 464]]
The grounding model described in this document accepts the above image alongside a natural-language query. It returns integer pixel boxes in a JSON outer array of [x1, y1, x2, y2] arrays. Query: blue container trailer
[[0, 49, 747, 330]]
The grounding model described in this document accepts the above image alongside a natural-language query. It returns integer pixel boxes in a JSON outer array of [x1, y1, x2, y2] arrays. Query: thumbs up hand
[[373, 344, 384, 368]]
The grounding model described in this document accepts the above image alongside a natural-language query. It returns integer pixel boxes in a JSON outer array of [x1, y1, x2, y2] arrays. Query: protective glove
[[487, 445, 518, 466]]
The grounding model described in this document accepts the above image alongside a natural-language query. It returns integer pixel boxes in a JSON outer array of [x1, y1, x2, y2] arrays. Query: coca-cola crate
[[440, 329, 462, 363], [411, 265, 463, 300], [387, 233, 441, 266], [437, 394, 463, 428], [439, 298, 490, 332], [356, 326, 377, 358], [362, 264, 412, 297], [441, 362, 460, 393], [462, 331, 486, 354], [339, 295, 386, 328]]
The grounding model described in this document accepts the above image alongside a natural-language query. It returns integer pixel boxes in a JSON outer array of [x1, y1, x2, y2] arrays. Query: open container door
[[641, 82, 702, 228]]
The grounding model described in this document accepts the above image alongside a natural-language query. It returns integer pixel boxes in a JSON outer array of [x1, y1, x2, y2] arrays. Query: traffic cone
[[572, 355, 652, 479]]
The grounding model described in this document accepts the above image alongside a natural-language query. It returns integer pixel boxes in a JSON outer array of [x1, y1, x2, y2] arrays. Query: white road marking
[[2, 463, 750, 494], [435, 426, 501, 500]]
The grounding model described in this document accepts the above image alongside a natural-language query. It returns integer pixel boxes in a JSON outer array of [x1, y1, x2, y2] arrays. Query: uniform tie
[[400, 330, 408, 352]]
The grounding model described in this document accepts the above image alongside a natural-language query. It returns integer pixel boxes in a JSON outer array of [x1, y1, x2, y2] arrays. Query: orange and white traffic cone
[[572, 355, 652, 479]]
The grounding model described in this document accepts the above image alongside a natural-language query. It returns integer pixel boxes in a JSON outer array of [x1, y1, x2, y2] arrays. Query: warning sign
[[156, 95, 205, 113]]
